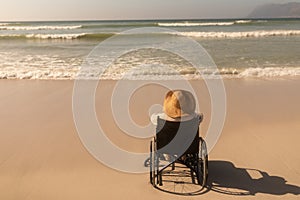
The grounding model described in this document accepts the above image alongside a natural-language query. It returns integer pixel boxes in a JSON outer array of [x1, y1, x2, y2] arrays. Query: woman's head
[[163, 90, 196, 118]]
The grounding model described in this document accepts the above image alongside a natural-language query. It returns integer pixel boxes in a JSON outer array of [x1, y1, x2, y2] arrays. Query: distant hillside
[[248, 2, 300, 18]]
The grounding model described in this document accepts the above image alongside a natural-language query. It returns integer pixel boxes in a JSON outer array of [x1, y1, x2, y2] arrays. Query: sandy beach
[[0, 79, 299, 199]]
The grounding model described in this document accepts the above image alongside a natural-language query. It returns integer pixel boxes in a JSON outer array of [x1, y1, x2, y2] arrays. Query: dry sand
[[0, 79, 299, 199]]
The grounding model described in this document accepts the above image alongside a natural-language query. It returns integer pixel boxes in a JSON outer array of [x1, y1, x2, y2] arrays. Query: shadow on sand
[[149, 160, 300, 196], [208, 160, 300, 196]]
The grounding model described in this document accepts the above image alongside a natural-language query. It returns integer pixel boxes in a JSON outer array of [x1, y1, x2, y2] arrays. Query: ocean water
[[0, 19, 300, 80]]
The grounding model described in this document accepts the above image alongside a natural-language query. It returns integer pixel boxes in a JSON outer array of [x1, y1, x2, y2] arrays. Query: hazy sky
[[0, 0, 299, 21]]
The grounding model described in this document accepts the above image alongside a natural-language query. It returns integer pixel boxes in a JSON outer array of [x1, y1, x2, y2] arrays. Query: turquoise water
[[0, 19, 300, 79]]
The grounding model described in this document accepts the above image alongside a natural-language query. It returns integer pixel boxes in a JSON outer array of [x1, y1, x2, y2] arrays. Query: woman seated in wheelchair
[[150, 90, 203, 162], [148, 90, 208, 187]]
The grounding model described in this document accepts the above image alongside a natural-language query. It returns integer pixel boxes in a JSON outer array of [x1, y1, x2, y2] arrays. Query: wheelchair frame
[[149, 117, 208, 189]]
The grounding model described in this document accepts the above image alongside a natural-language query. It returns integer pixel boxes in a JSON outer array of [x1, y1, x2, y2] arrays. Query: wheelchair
[[148, 116, 208, 194]]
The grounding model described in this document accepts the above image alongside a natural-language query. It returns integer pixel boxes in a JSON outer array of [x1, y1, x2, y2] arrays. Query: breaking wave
[[158, 22, 235, 27], [177, 30, 300, 38], [0, 33, 114, 40], [157, 20, 265, 27], [1, 67, 300, 80], [25, 33, 87, 39], [2, 30, 300, 40], [0, 25, 82, 30]]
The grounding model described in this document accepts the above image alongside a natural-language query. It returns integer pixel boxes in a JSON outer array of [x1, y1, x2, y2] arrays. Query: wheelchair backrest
[[156, 117, 200, 156]]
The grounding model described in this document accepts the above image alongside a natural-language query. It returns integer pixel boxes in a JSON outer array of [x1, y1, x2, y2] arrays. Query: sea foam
[[158, 22, 235, 27], [157, 20, 258, 27], [25, 33, 86, 39], [1, 30, 300, 40], [1, 66, 300, 80], [177, 30, 300, 38], [0, 25, 82, 31]]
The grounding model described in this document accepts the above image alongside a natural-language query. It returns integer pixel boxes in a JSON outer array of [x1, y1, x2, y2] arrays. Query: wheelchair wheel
[[149, 140, 156, 186], [197, 138, 208, 186]]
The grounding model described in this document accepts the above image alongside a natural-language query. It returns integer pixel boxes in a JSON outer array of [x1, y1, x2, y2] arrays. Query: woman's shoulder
[[151, 112, 204, 125], [180, 112, 203, 122], [150, 113, 167, 125]]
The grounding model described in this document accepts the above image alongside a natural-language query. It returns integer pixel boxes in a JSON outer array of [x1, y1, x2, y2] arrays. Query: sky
[[0, 0, 299, 21]]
